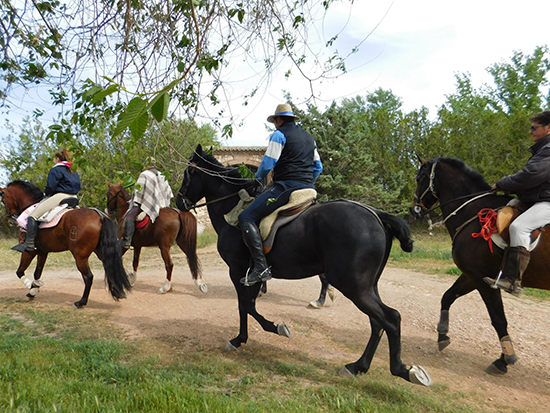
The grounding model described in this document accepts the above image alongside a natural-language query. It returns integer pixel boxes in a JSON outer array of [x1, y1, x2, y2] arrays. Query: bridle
[[412, 161, 439, 216], [178, 162, 257, 211], [106, 188, 126, 215]]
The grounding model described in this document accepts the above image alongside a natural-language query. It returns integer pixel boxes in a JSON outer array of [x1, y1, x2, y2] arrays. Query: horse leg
[[339, 317, 384, 377], [475, 281, 518, 375], [16, 251, 39, 299], [73, 257, 94, 309], [158, 245, 174, 294], [308, 273, 333, 309], [227, 268, 289, 350], [438, 273, 475, 350], [343, 290, 431, 386], [128, 246, 142, 286], [28, 253, 49, 298]]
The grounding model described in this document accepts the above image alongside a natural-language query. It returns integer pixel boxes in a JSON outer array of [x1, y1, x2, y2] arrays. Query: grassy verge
[[0, 300, 482, 413]]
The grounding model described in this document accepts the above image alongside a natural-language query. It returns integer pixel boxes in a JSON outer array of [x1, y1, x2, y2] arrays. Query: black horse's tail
[[98, 213, 132, 300], [177, 210, 202, 281], [377, 210, 414, 253]]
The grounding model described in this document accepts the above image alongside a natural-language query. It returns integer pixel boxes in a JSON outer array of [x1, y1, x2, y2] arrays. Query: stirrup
[[240, 267, 272, 286]]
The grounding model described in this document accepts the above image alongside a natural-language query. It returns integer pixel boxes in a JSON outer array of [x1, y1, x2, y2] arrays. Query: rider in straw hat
[[238, 103, 323, 286]]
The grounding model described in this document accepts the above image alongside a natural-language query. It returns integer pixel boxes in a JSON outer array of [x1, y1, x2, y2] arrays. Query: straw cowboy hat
[[267, 104, 300, 123]]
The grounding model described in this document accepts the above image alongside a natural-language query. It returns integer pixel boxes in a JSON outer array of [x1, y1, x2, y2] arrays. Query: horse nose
[[411, 205, 423, 217]]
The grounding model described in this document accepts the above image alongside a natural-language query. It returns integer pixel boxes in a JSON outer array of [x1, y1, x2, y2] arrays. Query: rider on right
[[484, 110, 550, 295]]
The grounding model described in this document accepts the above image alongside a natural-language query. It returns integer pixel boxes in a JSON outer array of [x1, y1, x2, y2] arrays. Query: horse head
[[411, 157, 493, 219], [176, 145, 224, 211], [105, 181, 130, 216], [410, 157, 440, 218]]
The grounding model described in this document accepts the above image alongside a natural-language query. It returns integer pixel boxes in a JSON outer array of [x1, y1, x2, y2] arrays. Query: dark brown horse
[[105, 182, 205, 294], [0, 180, 132, 308], [411, 157, 550, 375]]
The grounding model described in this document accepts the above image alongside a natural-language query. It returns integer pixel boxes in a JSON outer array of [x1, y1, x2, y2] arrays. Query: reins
[[189, 190, 242, 209]]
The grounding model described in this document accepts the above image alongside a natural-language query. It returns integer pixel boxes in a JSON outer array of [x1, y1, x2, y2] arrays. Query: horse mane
[[196, 149, 246, 180], [435, 157, 491, 190], [8, 180, 44, 202]]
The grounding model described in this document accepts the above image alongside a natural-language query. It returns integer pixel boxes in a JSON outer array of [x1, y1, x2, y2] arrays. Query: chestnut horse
[[0, 180, 131, 308], [411, 157, 550, 375], [175, 145, 431, 386], [105, 182, 205, 294]]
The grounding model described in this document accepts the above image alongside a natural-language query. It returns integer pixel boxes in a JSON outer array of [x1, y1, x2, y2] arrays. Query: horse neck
[[435, 164, 492, 227], [14, 188, 38, 212], [201, 172, 246, 232], [117, 193, 130, 217]]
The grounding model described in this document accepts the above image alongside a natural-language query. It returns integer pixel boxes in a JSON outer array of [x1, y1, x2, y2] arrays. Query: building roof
[[214, 146, 266, 152]]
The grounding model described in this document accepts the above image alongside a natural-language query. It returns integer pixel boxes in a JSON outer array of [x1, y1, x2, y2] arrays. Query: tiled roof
[[214, 146, 266, 152]]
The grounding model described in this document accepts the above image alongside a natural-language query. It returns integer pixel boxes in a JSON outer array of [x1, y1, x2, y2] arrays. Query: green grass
[[0, 301, 482, 413]]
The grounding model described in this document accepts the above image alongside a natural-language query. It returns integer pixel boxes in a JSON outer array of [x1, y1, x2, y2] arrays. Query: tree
[[431, 46, 550, 184], [0, 115, 219, 209], [297, 89, 428, 215], [1, 0, 368, 143]]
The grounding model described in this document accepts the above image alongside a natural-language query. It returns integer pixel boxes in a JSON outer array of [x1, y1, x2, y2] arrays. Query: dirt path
[[1, 244, 549, 412]]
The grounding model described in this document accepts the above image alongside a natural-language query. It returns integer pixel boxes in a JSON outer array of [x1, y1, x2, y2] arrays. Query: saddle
[[492, 200, 543, 250], [17, 198, 80, 230], [135, 210, 150, 228], [224, 188, 317, 254]]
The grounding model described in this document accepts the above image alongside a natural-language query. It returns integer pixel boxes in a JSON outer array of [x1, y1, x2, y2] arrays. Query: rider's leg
[[122, 206, 140, 250], [484, 202, 550, 295]]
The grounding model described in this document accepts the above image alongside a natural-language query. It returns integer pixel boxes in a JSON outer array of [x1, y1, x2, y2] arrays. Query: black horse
[[411, 157, 550, 375], [176, 145, 431, 386]]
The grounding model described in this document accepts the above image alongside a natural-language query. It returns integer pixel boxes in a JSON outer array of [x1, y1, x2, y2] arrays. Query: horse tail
[[376, 210, 414, 253], [177, 210, 202, 281], [98, 213, 132, 300]]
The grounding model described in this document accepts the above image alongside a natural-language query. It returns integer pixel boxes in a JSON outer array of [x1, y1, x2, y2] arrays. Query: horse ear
[[416, 154, 427, 165], [105, 180, 110, 187], [196, 144, 202, 153]]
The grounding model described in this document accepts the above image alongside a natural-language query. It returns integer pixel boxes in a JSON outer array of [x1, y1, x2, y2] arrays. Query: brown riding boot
[[484, 246, 530, 296]]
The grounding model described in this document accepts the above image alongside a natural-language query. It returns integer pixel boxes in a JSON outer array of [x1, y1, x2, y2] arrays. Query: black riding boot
[[239, 221, 272, 286], [484, 246, 530, 296], [23, 217, 38, 252], [122, 220, 136, 250]]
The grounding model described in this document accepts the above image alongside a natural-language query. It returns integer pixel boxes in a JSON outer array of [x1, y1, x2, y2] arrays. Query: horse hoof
[[199, 283, 208, 294], [277, 323, 291, 338], [505, 354, 519, 365], [338, 366, 354, 378], [328, 286, 336, 302], [409, 366, 432, 386], [26, 293, 36, 301], [225, 342, 238, 351], [438, 339, 451, 351], [128, 271, 137, 286], [159, 281, 172, 294], [308, 300, 323, 309], [485, 362, 507, 375], [28, 287, 40, 297], [32, 279, 44, 287]]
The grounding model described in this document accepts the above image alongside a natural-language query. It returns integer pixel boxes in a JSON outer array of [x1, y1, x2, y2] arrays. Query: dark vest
[[272, 122, 316, 184]]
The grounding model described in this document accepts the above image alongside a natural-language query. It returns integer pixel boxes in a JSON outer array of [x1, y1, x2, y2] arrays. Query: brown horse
[[411, 157, 550, 375], [105, 182, 205, 294], [0, 180, 132, 308]]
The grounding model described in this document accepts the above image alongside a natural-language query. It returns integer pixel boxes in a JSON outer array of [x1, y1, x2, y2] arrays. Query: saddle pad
[[39, 209, 71, 229], [136, 216, 150, 229], [259, 188, 317, 241]]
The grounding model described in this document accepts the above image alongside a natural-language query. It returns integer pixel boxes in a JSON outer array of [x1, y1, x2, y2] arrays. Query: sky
[[1, 0, 549, 149], [219, 0, 550, 146]]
